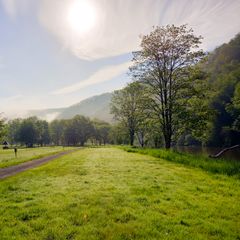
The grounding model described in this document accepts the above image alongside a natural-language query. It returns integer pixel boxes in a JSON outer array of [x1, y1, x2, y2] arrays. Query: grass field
[[0, 146, 74, 168], [0, 147, 239, 239], [122, 146, 240, 178]]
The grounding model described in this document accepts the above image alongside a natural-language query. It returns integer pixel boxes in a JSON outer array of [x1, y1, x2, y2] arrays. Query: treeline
[[2, 115, 112, 147], [110, 25, 240, 148], [1, 25, 240, 149]]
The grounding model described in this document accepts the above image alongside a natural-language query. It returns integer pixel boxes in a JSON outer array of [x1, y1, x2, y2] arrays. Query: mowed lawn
[[0, 146, 74, 168], [0, 148, 239, 240]]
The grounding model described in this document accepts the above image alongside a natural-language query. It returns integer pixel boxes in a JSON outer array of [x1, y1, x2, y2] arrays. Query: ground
[[0, 146, 74, 168], [0, 147, 239, 239]]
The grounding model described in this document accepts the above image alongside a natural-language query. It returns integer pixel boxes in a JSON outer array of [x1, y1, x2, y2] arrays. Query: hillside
[[28, 92, 113, 122], [203, 33, 240, 146]]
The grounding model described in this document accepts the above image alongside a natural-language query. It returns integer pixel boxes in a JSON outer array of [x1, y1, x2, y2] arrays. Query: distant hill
[[27, 93, 113, 122]]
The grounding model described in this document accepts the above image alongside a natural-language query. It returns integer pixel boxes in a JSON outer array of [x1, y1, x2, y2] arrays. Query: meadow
[[122, 147, 240, 178], [0, 146, 74, 168], [0, 147, 239, 239]]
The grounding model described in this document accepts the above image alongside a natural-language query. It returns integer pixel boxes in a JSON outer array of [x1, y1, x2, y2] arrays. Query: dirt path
[[0, 149, 79, 180]]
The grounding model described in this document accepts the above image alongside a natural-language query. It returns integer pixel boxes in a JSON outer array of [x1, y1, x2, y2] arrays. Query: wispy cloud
[[1, 0, 31, 18], [52, 61, 131, 95], [1, 0, 18, 18], [1, 94, 23, 102], [38, 0, 240, 59], [3, 0, 240, 60]]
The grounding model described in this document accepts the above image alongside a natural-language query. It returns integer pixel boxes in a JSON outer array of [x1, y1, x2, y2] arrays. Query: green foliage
[[0, 114, 6, 142], [64, 115, 94, 146], [130, 24, 207, 148], [49, 119, 65, 145], [18, 117, 38, 146], [6, 117, 50, 147], [35, 119, 50, 146], [204, 34, 240, 146], [109, 122, 129, 145], [111, 82, 150, 145], [6, 115, 112, 147], [92, 119, 111, 145], [7, 118, 22, 144]]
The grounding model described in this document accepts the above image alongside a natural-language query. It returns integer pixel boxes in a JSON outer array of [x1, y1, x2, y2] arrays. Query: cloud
[[38, 0, 240, 59], [0, 95, 26, 118], [1, 94, 23, 102], [1, 0, 32, 18], [52, 61, 131, 95], [38, 0, 161, 60], [1, 0, 18, 17], [2, 0, 240, 58]]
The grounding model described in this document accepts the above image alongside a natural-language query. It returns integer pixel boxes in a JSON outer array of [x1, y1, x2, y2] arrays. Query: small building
[[2, 141, 9, 149]]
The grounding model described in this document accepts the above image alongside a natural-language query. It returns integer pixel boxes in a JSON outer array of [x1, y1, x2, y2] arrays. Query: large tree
[[131, 24, 206, 148]]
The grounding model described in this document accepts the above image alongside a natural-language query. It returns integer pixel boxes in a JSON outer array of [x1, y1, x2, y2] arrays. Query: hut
[[2, 141, 9, 149]]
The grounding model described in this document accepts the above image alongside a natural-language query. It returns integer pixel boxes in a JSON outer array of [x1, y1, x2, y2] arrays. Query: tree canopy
[[130, 24, 208, 148]]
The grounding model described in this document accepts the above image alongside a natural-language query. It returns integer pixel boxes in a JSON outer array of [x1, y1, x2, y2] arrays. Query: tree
[[130, 24, 206, 148], [7, 118, 22, 144], [204, 34, 240, 146], [92, 119, 111, 145], [109, 123, 129, 145], [64, 119, 78, 146], [111, 82, 149, 146], [0, 114, 6, 142], [49, 120, 65, 145], [18, 117, 38, 146], [36, 119, 50, 146], [63, 115, 94, 146]]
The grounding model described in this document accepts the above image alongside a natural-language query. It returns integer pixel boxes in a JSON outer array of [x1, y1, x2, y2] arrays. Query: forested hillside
[[28, 93, 113, 122], [205, 34, 240, 147], [111, 30, 240, 148], [58, 93, 113, 121]]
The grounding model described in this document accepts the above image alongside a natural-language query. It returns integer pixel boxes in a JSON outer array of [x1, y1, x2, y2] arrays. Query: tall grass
[[121, 146, 240, 177]]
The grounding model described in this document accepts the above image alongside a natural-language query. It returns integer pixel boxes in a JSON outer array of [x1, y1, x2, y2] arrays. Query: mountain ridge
[[27, 92, 113, 122]]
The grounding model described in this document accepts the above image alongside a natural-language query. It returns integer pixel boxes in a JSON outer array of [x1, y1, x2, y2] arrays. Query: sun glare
[[67, 0, 97, 35]]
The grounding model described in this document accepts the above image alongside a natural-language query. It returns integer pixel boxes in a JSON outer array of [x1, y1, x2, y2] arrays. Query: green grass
[[0, 147, 239, 239], [0, 146, 74, 168], [121, 146, 240, 178]]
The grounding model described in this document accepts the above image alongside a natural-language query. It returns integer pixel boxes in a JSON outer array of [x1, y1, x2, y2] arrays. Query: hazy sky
[[1, 0, 240, 117]]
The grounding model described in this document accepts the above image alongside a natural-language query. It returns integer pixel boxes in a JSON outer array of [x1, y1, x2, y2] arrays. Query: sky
[[0, 0, 240, 117]]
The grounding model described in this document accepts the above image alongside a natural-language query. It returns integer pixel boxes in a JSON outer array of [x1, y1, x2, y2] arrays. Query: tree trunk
[[209, 145, 240, 158], [129, 131, 135, 146], [164, 134, 171, 149]]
